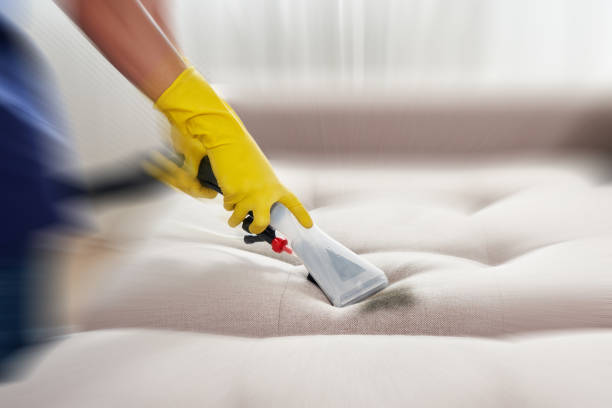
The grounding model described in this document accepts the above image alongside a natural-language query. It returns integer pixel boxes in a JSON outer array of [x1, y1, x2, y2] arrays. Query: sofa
[[2, 90, 612, 406]]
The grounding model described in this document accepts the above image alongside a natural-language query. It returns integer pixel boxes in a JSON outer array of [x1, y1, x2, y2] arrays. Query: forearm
[[140, 0, 181, 54], [54, 0, 185, 100]]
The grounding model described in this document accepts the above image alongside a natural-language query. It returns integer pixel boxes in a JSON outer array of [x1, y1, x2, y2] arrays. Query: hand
[[142, 150, 217, 199], [155, 67, 312, 234]]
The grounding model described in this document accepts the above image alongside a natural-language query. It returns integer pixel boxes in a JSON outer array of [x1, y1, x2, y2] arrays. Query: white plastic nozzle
[[270, 203, 388, 307]]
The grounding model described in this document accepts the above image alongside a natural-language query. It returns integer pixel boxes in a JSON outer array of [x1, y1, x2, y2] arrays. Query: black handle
[[196, 155, 268, 240], [197, 156, 223, 194], [195, 155, 302, 262], [195, 155, 290, 252]]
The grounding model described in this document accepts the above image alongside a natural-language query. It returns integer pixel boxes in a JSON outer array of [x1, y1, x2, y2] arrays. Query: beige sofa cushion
[[79, 155, 612, 337], [2, 329, 611, 407]]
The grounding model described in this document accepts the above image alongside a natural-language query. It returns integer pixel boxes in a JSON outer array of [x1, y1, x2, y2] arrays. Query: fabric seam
[[277, 270, 291, 336]]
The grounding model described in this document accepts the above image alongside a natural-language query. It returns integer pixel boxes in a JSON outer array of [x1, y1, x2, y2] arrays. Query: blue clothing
[[0, 14, 66, 247], [0, 14, 69, 370], [0, 251, 27, 379]]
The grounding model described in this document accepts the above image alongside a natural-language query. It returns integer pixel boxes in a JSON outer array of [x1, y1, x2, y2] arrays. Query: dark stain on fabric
[[360, 287, 415, 313]]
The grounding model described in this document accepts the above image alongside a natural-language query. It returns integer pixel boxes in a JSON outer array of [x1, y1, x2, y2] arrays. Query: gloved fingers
[[279, 193, 313, 228], [228, 202, 250, 228], [186, 183, 218, 199], [249, 204, 271, 234], [182, 143, 206, 177], [223, 199, 236, 212], [142, 152, 182, 187], [169, 126, 207, 177], [143, 152, 217, 199]]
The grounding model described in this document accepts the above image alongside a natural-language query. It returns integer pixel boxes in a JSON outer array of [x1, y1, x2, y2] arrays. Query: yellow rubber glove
[[142, 150, 217, 199], [143, 125, 219, 198], [155, 67, 312, 234], [167, 125, 207, 179]]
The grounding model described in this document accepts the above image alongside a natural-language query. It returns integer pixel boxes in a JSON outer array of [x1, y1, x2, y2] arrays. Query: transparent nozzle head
[[270, 204, 388, 307]]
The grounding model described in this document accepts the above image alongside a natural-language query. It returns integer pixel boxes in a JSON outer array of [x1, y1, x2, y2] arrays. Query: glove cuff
[[154, 66, 219, 123], [155, 66, 247, 149]]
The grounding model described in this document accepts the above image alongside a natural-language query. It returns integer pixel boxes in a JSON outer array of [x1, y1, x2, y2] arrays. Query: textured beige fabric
[[2, 329, 611, 407], [79, 155, 612, 337]]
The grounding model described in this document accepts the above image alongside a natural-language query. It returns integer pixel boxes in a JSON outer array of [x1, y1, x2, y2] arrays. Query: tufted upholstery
[[78, 154, 612, 338], [2, 329, 612, 407]]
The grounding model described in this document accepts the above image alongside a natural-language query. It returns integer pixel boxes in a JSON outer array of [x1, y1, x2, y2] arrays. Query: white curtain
[[177, 0, 612, 89]]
